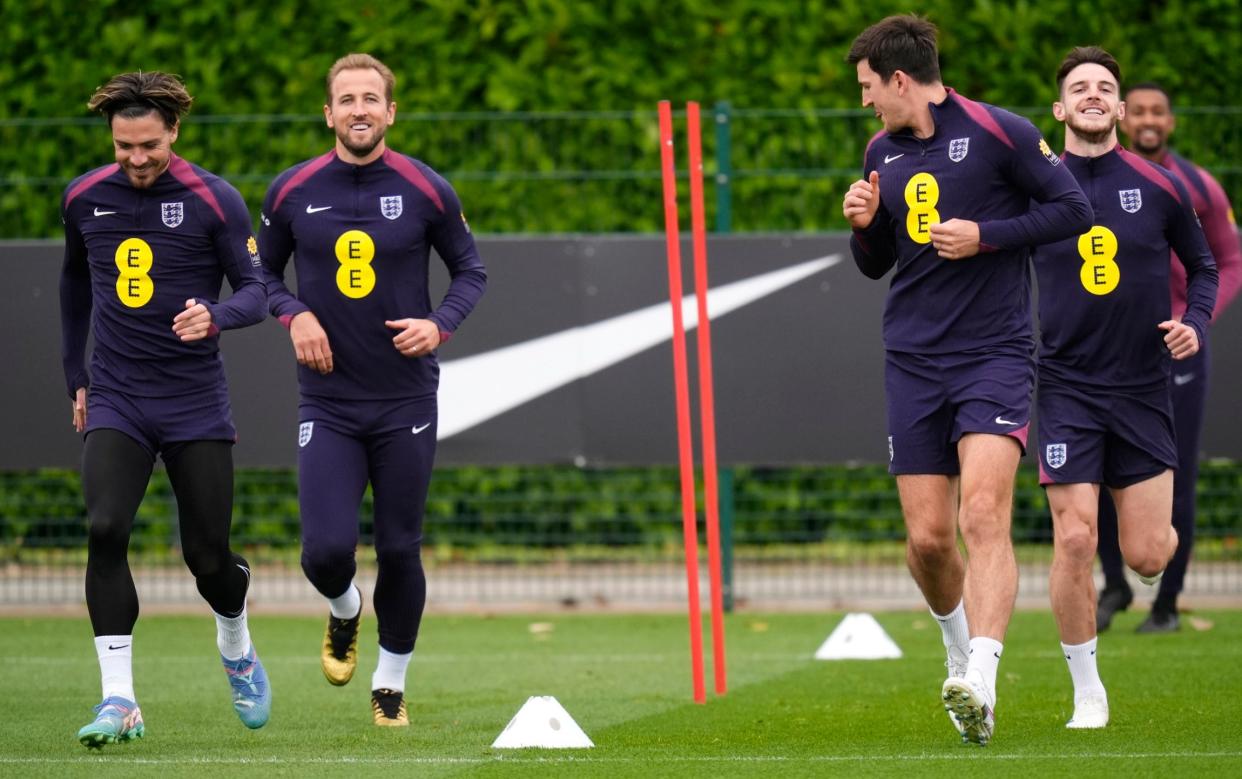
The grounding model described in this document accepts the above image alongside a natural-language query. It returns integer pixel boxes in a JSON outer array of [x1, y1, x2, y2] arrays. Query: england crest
[[1046, 443, 1067, 469], [948, 137, 970, 162], [161, 202, 184, 228], [1119, 189, 1142, 214], [298, 421, 314, 448], [380, 195, 403, 220]]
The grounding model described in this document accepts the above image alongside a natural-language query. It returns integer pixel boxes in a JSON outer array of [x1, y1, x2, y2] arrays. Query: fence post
[[713, 101, 732, 233], [719, 466, 735, 612]]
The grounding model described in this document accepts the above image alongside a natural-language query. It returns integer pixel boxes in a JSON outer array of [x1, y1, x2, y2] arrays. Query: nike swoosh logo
[[306, 205, 333, 214], [93, 207, 117, 216], [884, 154, 904, 164], [437, 255, 839, 439], [107, 644, 130, 651], [411, 423, 431, 435], [1173, 373, 1194, 386], [994, 416, 1021, 426]]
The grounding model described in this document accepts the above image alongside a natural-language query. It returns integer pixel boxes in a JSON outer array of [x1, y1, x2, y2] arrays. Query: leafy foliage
[[3, 0, 1240, 237], [3, 464, 1240, 555]]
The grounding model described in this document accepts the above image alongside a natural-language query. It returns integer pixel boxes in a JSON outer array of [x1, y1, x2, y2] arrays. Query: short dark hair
[[846, 15, 941, 84], [87, 71, 192, 129], [326, 53, 396, 104], [1124, 81, 1172, 109], [1056, 46, 1122, 95]]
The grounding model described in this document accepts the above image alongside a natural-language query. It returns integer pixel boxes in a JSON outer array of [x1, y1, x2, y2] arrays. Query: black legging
[[83, 429, 250, 636]]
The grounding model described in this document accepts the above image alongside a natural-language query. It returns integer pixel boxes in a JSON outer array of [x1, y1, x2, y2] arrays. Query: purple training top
[[259, 149, 487, 401], [851, 89, 1093, 354], [60, 154, 267, 398], [1034, 146, 1218, 391]]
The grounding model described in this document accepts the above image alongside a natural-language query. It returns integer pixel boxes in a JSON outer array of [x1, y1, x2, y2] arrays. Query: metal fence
[[3, 464, 1240, 611], [4, 105, 1241, 237]]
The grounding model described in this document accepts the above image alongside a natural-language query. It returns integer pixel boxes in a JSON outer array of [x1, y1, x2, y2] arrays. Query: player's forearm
[[207, 278, 268, 330], [850, 222, 897, 279], [1183, 260, 1219, 345], [978, 189, 1093, 250], [1204, 221, 1242, 318], [429, 267, 487, 334], [58, 270, 92, 398]]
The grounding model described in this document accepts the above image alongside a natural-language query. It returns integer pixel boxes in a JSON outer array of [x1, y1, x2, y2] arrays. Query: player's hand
[[172, 298, 215, 342], [289, 311, 334, 374], [843, 170, 881, 230], [1159, 319, 1200, 360], [71, 387, 87, 433], [386, 318, 441, 358], [929, 219, 982, 260]]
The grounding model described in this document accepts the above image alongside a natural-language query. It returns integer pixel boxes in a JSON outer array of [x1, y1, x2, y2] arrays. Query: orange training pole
[[658, 100, 706, 704], [686, 101, 727, 696]]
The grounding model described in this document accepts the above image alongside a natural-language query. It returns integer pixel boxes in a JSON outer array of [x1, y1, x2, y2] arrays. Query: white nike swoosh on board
[[93, 207, 117, 216], [306, 205, 333, 213], [437, 255, 839, 439], [884, 154, 904, 164]]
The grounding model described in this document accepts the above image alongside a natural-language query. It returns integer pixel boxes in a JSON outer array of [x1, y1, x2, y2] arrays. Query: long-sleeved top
[[1153, 150, 1241, 322], [1034, 146, 1218, 391], [850, 88, 1093, 354], [60, 154, 267, 398], [259, 149, 487, 401]]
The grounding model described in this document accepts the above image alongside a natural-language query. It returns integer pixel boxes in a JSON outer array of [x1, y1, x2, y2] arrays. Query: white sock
[[966, 636, 1003, 699], [931, 600, 970, 668], [1062, 638, 1106, 702], [371, 647, 412, 692], [95, 635, 136, 701], [214, 608, 252, 661], [329, 582, 362, 619]]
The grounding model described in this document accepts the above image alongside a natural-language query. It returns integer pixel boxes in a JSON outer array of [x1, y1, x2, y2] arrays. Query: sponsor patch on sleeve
[[247, 235, 260, 266], [1039, 138, 1060, 166]]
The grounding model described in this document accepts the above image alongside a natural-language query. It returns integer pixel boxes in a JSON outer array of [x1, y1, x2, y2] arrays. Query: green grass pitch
[[3, 609, 1240, 777]]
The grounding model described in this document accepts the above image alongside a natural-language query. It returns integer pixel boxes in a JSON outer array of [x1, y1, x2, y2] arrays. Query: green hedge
[[3, 0, 1240, 237], [3, 463, 1241, 554]]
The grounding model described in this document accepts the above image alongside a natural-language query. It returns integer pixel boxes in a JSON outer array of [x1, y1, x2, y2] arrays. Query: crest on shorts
[[948, 137, 970, 162], [380, 195, 403, 220], [1046, 443, 1067, 469], [161, 202, 184, 228], [1119, 189, 1142, 214], [298, 421, 314, 448]]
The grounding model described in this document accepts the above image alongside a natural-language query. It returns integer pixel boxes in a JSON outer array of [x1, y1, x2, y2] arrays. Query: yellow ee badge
[[334, 229, 376, 298], [114, 237, 154, 308], [1039, 138, 1060, 166], [1077, 225, 1120, 296]]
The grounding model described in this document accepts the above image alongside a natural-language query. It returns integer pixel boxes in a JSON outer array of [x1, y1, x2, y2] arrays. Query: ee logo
[[334, 230, 376, 298], [904, 172, 940, 244], [114, 238, 154, 308], [1077, 226, 1120, 295]]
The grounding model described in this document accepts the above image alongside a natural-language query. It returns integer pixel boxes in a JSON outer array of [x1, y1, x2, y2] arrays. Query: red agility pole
[[658, 99, 706, 705], [686, 101, 727, 696]]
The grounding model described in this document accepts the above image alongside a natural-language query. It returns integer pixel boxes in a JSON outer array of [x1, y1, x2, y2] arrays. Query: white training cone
[[492, 696, 594, 749], [814, 612, 903, 660]]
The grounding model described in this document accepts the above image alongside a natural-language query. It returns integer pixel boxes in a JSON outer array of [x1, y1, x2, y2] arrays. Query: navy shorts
[[885, 346, 1034, 475], [1037, 379, 1175, 488], [86, 384, 236, 457], [297, 395, 437, 442]]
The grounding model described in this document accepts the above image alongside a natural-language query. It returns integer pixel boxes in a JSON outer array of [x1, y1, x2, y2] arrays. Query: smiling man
[[61, 71, 271, 747], [1034, 47, 1217, 729], [1092, 82, 1242, 634], [841, 14, 1092, 746], [259, 53, 486, 726]]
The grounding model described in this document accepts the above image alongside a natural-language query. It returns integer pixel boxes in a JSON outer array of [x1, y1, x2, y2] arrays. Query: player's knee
[[183, 546, 229, 579], [375, 538, 423, 569], [86, 512, 132, 556], [905, 530, 956, 566], [1054, 520, 1097, 565]]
